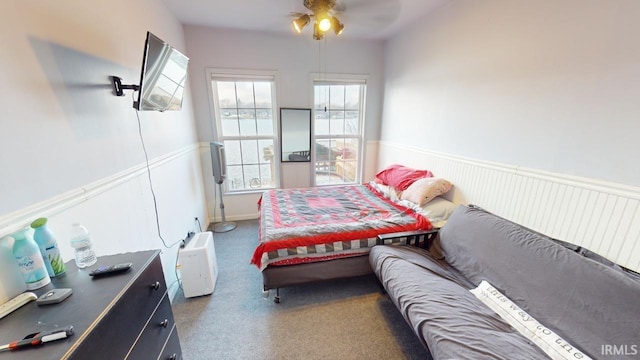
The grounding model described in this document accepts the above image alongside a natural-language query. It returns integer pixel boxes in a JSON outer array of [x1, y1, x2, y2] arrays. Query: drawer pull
[[151, 281, 161, 290], [169, 354, 177, 360], [160, 319, 169, 328]]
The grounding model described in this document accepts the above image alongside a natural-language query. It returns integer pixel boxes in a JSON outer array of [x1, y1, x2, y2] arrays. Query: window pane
[[238, 165, 260, 189], [256, 109, 273, 136], [345, 85, 360, 110], [227, 165, 245, 190], [220, 109, 239, 136], [345, 112, 358, 135], [241, 139, 259, 165], [221, 119, 239, 137], [315, 140, 334, 162], [253, 82, 272, 108], [235, 82, 255, 108], [239, 109, 257, 136], [223, 140, 242, 165], [336, 157, 357, 182], [216, 82, 237, 108], [341, 138, 359, 160], [258, 139, 274, 165], [315, 110, 329, 135], [329, 111, 345, 135], [314, 86, 329, 110], [260, 142, 275, 189], [329, 85, 345, 110], [260, 164, 274, 188]]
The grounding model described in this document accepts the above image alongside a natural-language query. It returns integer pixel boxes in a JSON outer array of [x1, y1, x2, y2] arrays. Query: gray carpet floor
[[171, 219, 432, 360]]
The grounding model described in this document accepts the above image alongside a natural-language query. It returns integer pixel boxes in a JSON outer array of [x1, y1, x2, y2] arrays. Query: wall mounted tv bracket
[[111, 76, 139, 97]]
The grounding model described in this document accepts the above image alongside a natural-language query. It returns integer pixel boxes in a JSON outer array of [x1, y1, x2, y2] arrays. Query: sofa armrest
[[376, 229, 439, 249]]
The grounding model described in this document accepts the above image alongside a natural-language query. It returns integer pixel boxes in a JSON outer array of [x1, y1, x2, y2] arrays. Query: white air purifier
[[178, 232, 218, 298]]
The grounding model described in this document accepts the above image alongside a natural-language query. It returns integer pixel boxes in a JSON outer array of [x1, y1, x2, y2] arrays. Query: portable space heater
[[178, 232, 218, 298]]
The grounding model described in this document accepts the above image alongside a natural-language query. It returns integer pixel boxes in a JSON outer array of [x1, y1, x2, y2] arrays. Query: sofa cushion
[[439, 205, 640, 359], [369, 245, 550, 359]]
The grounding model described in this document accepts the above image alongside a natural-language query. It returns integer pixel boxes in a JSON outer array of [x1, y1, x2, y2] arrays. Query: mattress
[[251, 183, 432, 271]]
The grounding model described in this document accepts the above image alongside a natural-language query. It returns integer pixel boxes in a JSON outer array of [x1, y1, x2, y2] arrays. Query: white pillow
[[368, 181, 400, 201], [470, 281, 592, 360], [400, 177, 453, 206], [419, 197, 457, 228]]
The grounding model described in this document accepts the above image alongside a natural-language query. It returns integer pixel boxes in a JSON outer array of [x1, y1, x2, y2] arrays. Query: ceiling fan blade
[[289, 11, 308, 18], [334, 0, 401, 14], [333, 0, 402, 29]]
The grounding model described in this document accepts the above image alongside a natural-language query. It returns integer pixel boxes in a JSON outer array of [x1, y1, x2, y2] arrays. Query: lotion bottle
[[31, 217, 66, 277], [0, 236, 27, 303], [12, 227, 51, 290]]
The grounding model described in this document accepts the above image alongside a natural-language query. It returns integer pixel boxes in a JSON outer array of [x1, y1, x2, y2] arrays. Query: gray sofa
[[370, 205, 640, 360]]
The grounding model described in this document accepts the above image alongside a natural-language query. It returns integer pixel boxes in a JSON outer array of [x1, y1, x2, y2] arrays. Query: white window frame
[[206, 68, 281, 193], [310, 73, 367, 186]]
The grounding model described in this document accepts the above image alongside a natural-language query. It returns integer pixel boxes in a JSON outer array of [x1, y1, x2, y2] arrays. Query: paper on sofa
[[470, 280, 592, 360]]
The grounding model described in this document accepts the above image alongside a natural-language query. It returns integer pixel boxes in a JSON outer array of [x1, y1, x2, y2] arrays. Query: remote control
[[0, 292, 38, 320], [89, 263, 132, 277]]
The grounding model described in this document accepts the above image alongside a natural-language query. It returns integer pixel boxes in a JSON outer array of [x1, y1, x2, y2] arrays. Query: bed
[[251, 174, 456, 303]]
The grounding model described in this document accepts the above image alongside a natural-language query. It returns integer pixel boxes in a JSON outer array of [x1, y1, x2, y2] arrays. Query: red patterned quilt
[[251, 184, 432, 270]]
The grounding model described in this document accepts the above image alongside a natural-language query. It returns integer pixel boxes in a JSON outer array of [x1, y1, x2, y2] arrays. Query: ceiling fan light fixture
[[293, 14, 311, 33], [317, 13, 332, 32], [331, 16, 344, 36], [293, 0, 343, 40], [313, 21, 324, 40]]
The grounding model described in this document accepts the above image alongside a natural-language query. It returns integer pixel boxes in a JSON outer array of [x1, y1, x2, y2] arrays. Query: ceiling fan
[[291, 0, 344, 40], [290, 0, 403, 40]]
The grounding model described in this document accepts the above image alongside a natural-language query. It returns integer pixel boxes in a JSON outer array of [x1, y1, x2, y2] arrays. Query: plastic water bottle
[[11, 227, 51, 290], [31, 217, 66, 277], [0, 236, 27, 303], [69, 223, 97, 268]]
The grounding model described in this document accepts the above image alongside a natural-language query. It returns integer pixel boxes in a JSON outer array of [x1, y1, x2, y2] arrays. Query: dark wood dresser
[[0, 250, 182, 360]]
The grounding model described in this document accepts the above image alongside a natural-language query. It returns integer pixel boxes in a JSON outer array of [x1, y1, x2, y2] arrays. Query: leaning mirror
[[280, 108, 311, 162]]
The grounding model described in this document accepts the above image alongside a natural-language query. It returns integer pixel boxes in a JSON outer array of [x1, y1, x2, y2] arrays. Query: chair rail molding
[[378, 141, 640, 272], [0, 144, 199, 238]]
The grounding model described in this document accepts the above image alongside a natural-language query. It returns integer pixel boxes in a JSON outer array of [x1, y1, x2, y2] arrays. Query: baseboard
[[208, 214, 258, 226]]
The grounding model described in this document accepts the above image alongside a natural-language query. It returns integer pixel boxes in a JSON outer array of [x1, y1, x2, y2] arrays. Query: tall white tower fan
[[210, 142, 236, 233]]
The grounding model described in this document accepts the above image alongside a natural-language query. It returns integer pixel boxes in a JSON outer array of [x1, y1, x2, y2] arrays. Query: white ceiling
[[162, 0, 449, 40]]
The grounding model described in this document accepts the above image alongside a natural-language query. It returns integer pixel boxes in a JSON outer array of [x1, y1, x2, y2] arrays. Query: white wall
[[184, 26, 385, 221], [381, 0, 640, 187], [0, 1, 208, 299], [378, 0, 640, 269]]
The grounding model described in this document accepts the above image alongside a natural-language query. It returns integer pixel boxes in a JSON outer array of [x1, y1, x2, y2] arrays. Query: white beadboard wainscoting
[[378, 141, 640, 273]]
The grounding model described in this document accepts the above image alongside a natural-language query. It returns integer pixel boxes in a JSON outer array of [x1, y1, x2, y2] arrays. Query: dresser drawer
[[126, 294, 175, 360], [70, 254, 167, 359], [157, 325, 182, 360]]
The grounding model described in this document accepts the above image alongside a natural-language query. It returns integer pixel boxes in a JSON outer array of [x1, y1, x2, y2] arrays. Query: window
[[208, 71, 278, 192], [313, 78, 366, 186]]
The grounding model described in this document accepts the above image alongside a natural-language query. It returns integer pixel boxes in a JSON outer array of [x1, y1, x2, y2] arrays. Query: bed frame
[[262, 229, 439, 303]]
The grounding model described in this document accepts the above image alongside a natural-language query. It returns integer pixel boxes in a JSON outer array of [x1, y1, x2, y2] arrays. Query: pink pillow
[[375, 164, 433, 191]]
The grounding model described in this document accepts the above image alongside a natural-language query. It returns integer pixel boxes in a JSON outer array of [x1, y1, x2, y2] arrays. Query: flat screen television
[[112, 31, 189, 111], [136, 31, 189, 111]]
